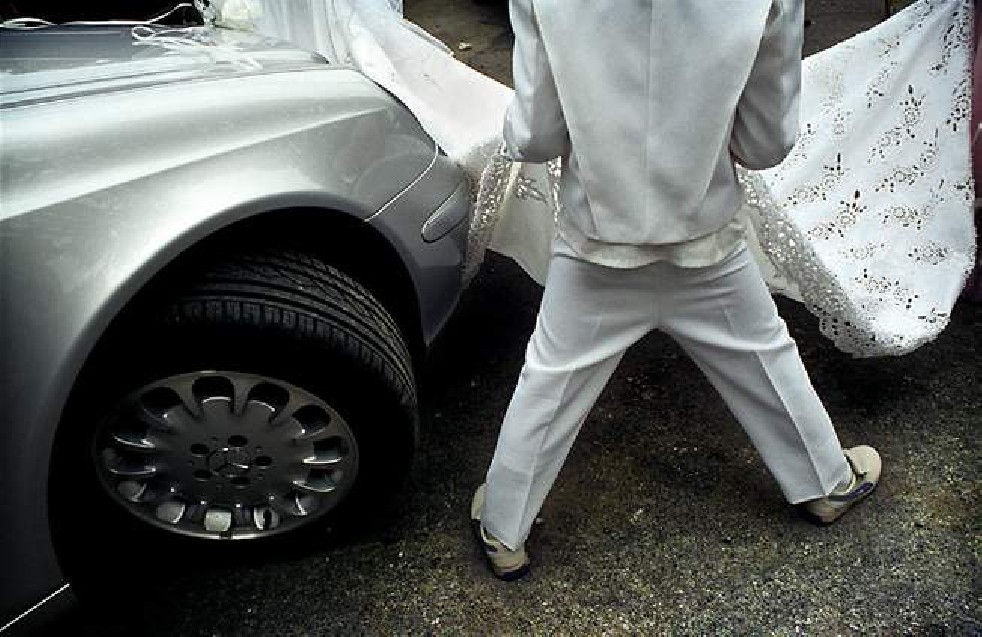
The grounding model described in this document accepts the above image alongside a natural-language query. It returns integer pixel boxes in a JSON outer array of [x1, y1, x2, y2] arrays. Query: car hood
[[0, 24, 337, 106]]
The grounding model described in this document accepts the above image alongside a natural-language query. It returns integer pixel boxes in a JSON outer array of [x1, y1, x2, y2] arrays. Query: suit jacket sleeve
[[503, 0, 571, 163], [730, 0, 804, 170]]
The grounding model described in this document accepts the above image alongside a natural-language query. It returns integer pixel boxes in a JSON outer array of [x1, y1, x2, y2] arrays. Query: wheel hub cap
[[93, 371, 360, 540]]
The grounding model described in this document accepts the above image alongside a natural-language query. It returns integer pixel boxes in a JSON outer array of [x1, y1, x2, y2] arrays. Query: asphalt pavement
[[77, 1, 979, 634]]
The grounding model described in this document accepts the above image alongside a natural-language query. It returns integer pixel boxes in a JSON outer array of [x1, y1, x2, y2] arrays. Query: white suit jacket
[[503, 0, 804, 252]]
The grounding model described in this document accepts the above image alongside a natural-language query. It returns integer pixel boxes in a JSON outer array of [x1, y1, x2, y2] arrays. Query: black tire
[[160, 248, 417, 435], [53, 249, 417, 565], [157, 247, 419, 503]]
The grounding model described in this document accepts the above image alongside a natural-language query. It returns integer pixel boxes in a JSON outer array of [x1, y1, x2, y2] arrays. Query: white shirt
[[503, 0, 804, 267]]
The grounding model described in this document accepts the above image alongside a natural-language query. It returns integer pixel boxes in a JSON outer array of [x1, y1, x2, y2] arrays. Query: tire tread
[[163, 250, 416, 409]]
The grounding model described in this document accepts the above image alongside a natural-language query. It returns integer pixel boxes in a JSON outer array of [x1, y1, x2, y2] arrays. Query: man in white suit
[[471, 0, 882, 581]]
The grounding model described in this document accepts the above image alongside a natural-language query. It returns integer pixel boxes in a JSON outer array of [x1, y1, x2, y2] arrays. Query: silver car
[[0, 18, 472, 633]]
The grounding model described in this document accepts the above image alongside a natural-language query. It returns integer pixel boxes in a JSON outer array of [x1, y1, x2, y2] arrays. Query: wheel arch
[[62, 204, 425, 408], [140, 207, 427, 364], [46, 204, 424, 563]]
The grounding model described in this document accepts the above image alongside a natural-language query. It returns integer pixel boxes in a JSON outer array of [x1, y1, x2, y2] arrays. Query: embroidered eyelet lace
[[740, 0, 976, 356]]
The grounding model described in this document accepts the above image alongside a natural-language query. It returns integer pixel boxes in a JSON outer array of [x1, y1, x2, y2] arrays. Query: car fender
[[0, 68, 454, 626]]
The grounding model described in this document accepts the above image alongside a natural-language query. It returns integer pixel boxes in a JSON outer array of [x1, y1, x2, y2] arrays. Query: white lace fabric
[[745, 0, 976, 356]]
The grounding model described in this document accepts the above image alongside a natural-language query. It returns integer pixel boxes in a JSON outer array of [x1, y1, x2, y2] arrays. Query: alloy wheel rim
[[92, 371, 359, 539]]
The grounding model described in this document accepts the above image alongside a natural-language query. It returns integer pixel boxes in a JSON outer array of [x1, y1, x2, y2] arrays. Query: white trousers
[[482, 241, 852, 550]]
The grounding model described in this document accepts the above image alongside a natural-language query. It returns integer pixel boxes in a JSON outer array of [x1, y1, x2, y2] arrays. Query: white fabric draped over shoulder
[[210, 0, 976, 357]]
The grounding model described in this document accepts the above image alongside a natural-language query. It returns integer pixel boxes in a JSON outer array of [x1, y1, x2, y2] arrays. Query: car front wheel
[[57, 249, 417, 547]]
